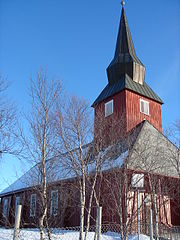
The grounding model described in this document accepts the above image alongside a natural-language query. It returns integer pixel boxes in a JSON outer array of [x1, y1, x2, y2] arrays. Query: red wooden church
[[0, 1, 180, 230]]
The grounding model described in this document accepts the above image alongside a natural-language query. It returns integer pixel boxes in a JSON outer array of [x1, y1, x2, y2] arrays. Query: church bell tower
[[92, 1, 163, 148]]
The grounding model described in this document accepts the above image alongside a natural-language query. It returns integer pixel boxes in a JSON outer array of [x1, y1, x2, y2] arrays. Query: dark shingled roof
[[92, 74, 163, 107], [110, 7, 144, 67]]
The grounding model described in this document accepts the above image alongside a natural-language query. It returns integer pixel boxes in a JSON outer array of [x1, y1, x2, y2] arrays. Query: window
[[50, 190, 58, 216], [105, 100, 113, 117], [15, 196, 20, 218], [131, 173, 144, 189], [140, 99, 149, 115], [3, 198, 8, 218], [30, 194, 36, 217]]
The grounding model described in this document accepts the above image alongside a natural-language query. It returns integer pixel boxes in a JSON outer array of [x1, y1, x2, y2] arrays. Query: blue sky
[[0, 0, 180, 192]]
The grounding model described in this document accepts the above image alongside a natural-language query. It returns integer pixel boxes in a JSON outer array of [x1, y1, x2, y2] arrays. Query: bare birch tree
[[56, 96, 93, 240], [100, 118, 180, 239], [0, 75, 17, 158], [57, 101, 129, 240], [19, 70, 62, 240], [129, 121, 179, 236], [166, 119, 180, 177], [163, 119, 180, 224]]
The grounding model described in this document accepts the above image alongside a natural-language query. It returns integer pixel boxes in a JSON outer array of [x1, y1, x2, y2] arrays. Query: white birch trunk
[[39, 113, 50, 240], [124, 170, 128, 240], [154, 195, 159, 240], [39, 172, 48, 240], [79, 171, 86, 240], [13, 205, 22, 240], [85, 171, 98, 240]]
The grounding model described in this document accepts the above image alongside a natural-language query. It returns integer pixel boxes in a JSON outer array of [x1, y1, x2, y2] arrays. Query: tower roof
[[92, 74, 163, 107], [113, 6, 143, 66], [107, 4, 145, 85], [92, 3, 163, 107]]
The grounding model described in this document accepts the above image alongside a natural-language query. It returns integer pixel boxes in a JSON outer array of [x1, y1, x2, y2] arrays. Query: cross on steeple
[[121, 0, 125, 7]]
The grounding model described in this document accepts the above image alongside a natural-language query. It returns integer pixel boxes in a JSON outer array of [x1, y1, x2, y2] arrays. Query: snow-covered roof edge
[[0, 145, 129, 197]]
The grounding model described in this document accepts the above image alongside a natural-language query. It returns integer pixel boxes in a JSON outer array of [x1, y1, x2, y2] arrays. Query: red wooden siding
[[94, 90, 127, 147], [94, 90, 126, 119], [94, 89, 162, 147], [125, 90, 162, 133], [1, 171, 179, 228]]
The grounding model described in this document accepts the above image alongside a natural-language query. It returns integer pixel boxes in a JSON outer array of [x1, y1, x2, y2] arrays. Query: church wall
[[0, 181, 81, 228], [125, 90, 162, 133], [94, 90, 127, 147], [170, 199, 180, 226], [100, 169, 173, 228], [170, 179, 180, 226], [94, 90, 126, 120], [94, 89, 162, 148], [1, 170, 179, 228]]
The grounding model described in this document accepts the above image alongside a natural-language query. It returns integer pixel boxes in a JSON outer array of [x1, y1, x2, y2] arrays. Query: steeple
[[93, 1, 163, 148], [107, 3, 145, 85]]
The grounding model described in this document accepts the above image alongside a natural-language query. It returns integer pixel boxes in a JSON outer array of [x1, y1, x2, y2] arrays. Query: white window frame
[[131, 173, 144, 189], [140, 99, 149, 116], [50, 190, 58, 216], [105, 100, 113, 117], [3, 198, 9, 218], [15, 196, 20, 218], [30, 194, 36, 217]]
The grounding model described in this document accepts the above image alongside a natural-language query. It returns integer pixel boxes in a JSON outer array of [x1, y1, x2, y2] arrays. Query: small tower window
[[140, 99, 149, 115], [105, 100, 113, 117]]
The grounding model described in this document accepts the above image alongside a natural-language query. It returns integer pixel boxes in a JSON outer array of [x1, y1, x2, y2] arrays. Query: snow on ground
[[0, 228, 152, 240]]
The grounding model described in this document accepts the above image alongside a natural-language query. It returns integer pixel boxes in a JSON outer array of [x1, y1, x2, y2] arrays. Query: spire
[[114, 6, 137, 61], [107, 3, 145, 85]]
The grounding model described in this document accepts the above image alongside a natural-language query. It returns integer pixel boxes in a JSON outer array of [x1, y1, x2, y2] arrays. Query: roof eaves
[[125, 76, 163, 104]]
